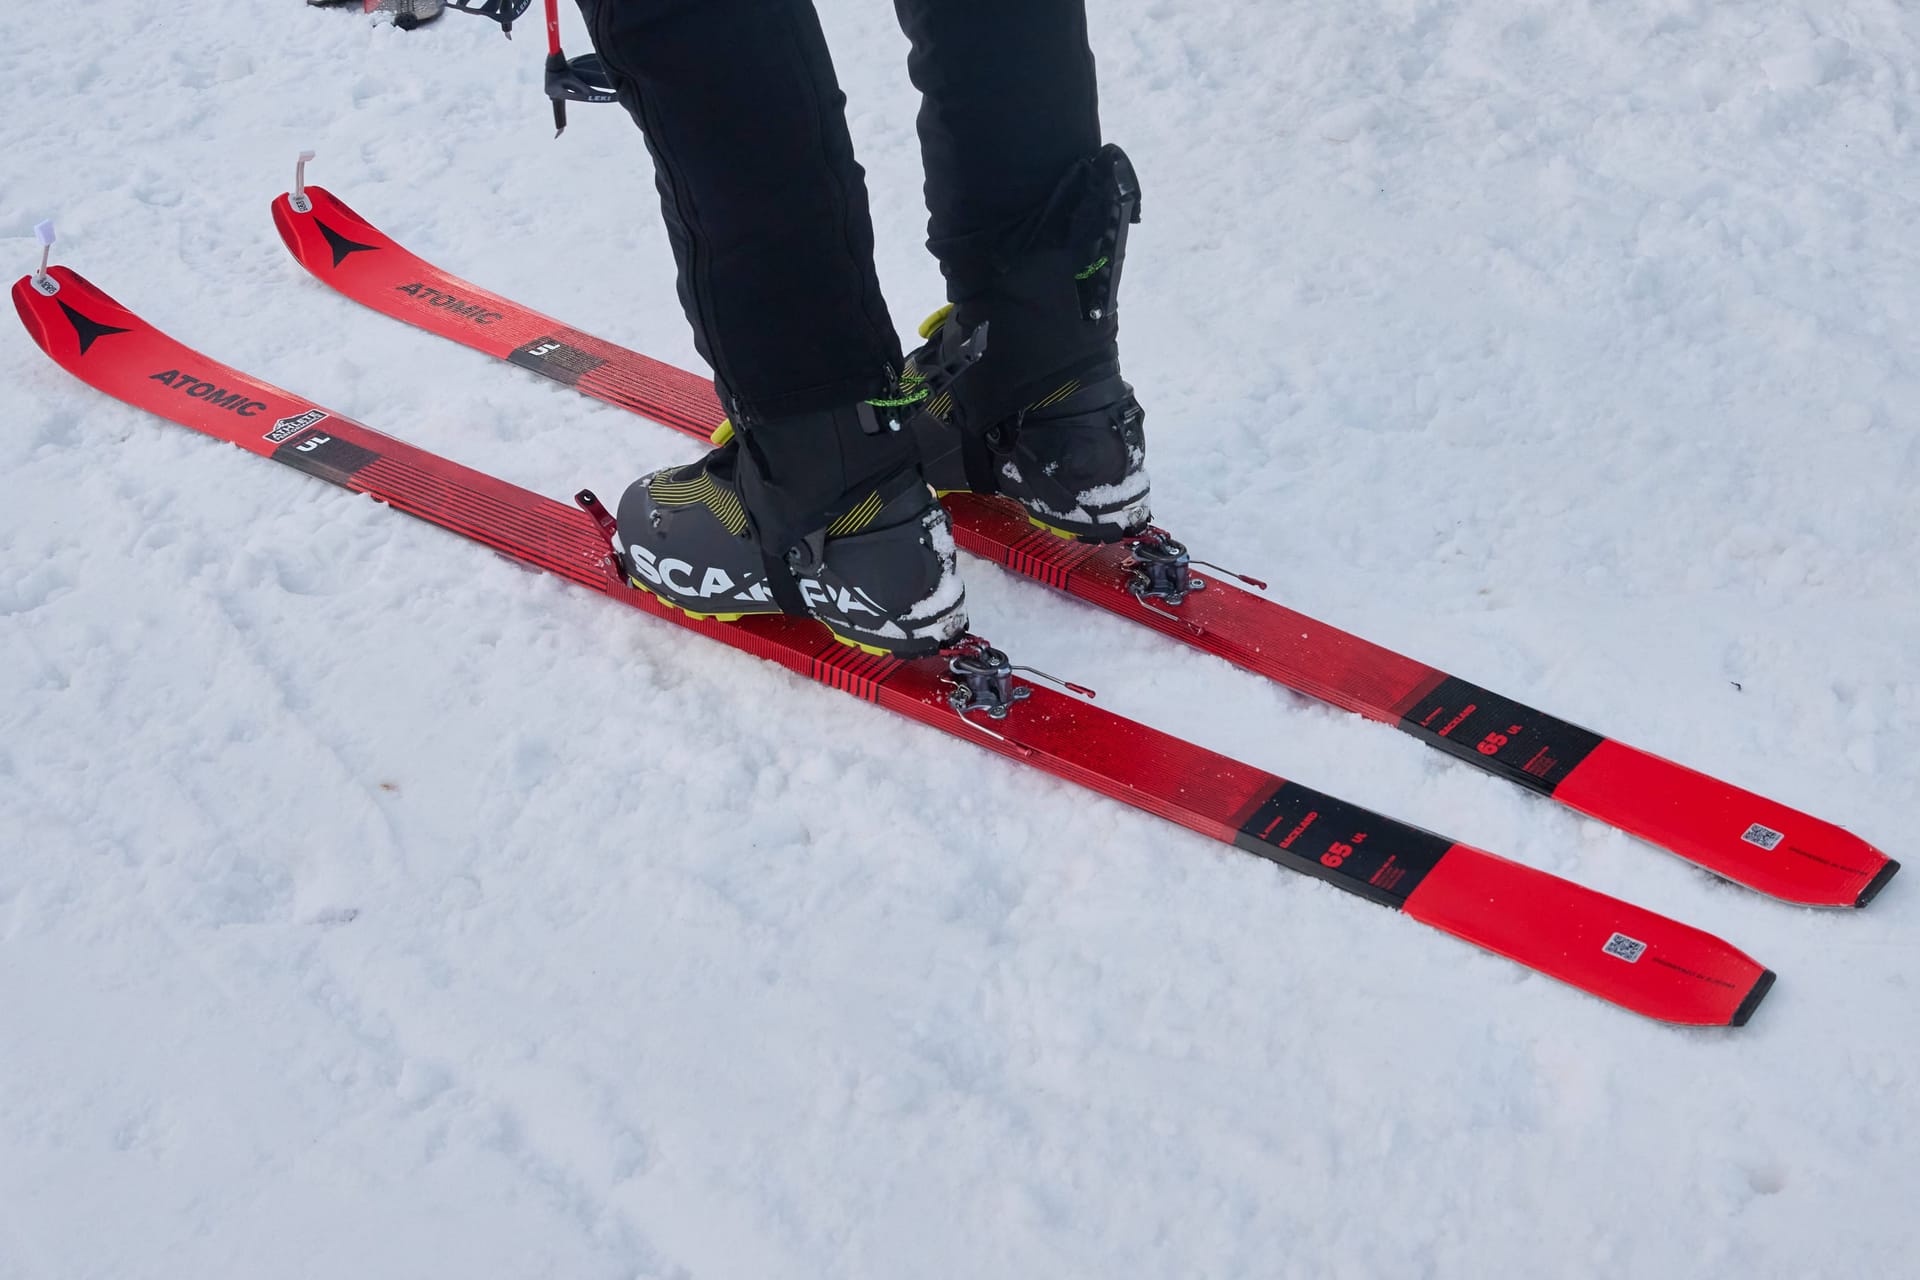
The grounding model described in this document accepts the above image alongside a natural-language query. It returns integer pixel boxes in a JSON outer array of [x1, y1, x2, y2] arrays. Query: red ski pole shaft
[[545, 0, 567, 135]]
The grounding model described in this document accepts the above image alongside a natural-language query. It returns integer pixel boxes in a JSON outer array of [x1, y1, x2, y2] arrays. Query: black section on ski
[[60, 301, 130, 355], [1398, 676, 1604, 796], [1235, 782, 1450, 908], [273, 428, 381, 484], [508, 336, 606, 386], [316, 220, 379, 269], [1857, 859, 1901, 908], [1730, 969, 1777, 1027]]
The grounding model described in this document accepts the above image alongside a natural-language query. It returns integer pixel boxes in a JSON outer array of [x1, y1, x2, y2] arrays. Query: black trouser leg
[[577, 0, 901, 425], [892, 0, 1119, 427], [891, 0, 1103, 292]]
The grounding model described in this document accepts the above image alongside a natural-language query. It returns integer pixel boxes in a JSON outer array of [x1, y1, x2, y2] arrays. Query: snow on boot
[[614, 394, 968, 658], [905, 145, 1151, 544], [909, 306, 1149, 542], [348, 0, 446, 29]]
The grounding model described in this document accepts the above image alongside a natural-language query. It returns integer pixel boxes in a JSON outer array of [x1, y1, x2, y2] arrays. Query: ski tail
[[1229, 782, 1775, 1026], [1403, 848, 1775, 1026], [13, 263, 1775, 1026], [1389, 676, 1899, 908], [1552, 740, 1898, 909]]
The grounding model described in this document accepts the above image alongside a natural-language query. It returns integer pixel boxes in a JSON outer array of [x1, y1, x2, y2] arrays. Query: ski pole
[[545, 0, 567, 136]]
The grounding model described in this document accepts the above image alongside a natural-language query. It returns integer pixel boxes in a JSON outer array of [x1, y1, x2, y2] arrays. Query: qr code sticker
[[1603, 932, 1647, 963], [1742, 823, 1785, 851]]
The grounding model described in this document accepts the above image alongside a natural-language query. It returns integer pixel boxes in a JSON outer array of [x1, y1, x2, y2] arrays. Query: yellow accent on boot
[[628, 574, 746, 623], [1026, 514, 1082, 540], [826, 490, 884, 537], [828, 629, 894, 658], [710, 418, 735, 446], [650, 470, 750, 537], [636, 573, 908, 655], [916, 303, 955, 340], [1030, 379, 1081, 410]]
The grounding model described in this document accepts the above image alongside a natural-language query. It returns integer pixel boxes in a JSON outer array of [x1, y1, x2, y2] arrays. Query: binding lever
[[575, 489, 620, 549], [574, 489, 627, 582], [572, 483, 618, 537]]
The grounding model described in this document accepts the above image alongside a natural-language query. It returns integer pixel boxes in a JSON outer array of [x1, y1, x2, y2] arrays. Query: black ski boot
[[906, 145, 1151, 544], [320, 1, 447, 30], [614, 391, 968, 658]]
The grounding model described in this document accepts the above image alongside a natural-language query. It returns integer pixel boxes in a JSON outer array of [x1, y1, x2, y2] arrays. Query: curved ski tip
[[12, 275, 53, 352], [1731, 969, 1777, 1028], [1856, 859, 1900, 908]]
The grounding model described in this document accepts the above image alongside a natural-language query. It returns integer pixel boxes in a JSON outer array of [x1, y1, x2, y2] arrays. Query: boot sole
[[628, 575, 761, 625], [629, 576, 946, 660], [937, 489, 1140, 546]]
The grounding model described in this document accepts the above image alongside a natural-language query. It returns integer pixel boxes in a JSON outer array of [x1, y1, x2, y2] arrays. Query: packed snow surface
[[3, 2, 1917, 1276]]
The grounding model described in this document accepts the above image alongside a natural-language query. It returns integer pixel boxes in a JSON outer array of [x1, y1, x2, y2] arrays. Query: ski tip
[[1730, 968, 1777, 1028], [1856, 858, 1900, 909]]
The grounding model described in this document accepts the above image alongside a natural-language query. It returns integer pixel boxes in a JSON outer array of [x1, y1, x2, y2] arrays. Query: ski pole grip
[[545, 49, 570, 136]]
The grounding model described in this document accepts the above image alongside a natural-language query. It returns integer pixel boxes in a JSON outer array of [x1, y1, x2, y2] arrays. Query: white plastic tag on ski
[[291, 151, 318, 214], [31, 219, 58, 295]]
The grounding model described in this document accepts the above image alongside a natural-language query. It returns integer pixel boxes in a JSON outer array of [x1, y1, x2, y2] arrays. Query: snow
[[2, 1, 1916, 1276], [900, 510, 964, 635]]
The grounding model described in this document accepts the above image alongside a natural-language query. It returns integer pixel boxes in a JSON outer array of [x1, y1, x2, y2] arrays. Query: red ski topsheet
[[267, 183, 1897, 909], [15, 264, 1776, 1026]]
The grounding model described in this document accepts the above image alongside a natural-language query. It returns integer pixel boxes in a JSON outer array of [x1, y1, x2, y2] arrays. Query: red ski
[[266, 176, 1897, 910], [14, 261, 1776, 1025]]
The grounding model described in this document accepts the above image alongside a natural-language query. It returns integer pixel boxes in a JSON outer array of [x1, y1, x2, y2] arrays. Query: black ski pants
[[575, 0, 1102, 425]]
